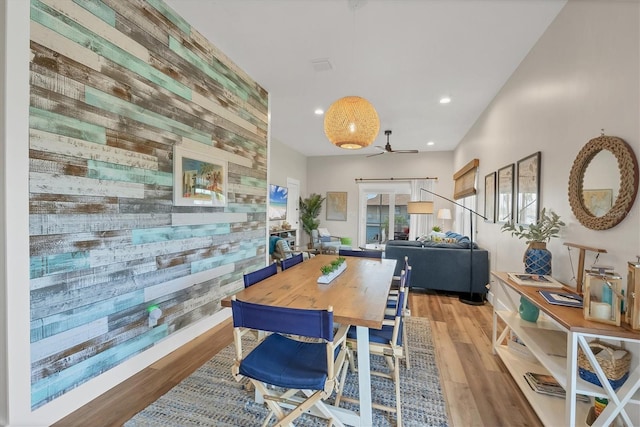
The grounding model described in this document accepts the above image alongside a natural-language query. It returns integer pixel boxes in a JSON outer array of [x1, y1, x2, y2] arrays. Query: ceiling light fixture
[[427, 141, 435, 146], [439, 96, 451, 104], [314, 108, 324, 115], [323, 96, 380, 149]]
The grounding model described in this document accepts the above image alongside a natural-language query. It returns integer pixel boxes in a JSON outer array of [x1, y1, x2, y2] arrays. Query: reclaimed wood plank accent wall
[[28, 0, 268, 409]]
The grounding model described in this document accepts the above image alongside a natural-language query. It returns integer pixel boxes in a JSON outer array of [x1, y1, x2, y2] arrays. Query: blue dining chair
[[243, 263, 277, 288], [338, 248, 383, 259], [336, 270, 408, 426], [281, 252, 304, 270], [387, 258, 410, 318], [230, 297, 349, 426]]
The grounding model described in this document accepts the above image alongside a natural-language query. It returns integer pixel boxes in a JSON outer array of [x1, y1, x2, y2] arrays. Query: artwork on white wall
[[484, 172, 496, 223], [326, 191, 347, 221], [497, 164, 514, 223], [516, 152, 541, 225]]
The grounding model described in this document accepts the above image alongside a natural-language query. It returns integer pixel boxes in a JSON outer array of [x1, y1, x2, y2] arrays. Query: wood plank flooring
[[53, 290, 542, 427]]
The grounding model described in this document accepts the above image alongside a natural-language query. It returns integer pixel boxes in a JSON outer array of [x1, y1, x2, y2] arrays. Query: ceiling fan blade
[[366, 151, 385, 158], [392, 149, 419, 154]]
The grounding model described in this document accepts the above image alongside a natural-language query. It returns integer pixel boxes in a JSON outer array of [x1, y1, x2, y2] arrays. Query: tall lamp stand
[[411, 188, 487, 306]]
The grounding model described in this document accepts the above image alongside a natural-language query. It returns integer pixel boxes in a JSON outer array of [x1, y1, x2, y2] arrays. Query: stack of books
[[523, 372, 590, 402]]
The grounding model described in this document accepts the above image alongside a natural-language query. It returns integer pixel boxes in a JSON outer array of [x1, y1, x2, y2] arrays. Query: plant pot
[[317, 261, 347, 284], [524, 242, 552, 275]]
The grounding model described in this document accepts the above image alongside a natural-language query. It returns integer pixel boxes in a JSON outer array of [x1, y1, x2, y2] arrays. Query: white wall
[[0, 0, 7, 423], [269, 138, 308, 240], [455, 0, 640, 289], [270, 138, 307, 193], [307, 151, 455, 246]]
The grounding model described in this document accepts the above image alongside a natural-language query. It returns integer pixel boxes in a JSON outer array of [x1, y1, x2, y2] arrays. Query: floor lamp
[[408, 188, 487, 306]]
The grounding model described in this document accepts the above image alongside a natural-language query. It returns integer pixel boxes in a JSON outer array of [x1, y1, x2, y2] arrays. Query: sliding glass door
[[358, 183, 411, 247]]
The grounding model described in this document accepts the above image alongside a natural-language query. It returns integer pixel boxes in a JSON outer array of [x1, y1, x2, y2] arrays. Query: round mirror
[[568, 135, 638, 230]]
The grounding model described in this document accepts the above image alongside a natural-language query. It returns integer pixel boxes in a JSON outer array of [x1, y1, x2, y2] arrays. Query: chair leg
[[393, 355, 402, 427], [403, 322, 411, 370], [334, 355, 350, 407]]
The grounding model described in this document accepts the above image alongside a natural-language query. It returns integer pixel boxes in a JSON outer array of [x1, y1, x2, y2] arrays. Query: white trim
[[4, 0, 33, 424]]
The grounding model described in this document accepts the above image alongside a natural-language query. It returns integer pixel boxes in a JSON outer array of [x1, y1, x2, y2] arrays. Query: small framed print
[[484, 172, 496, 223], [173, 145, 227, 207], [516, 152, 541, 225], [497, 164, 514, 223]]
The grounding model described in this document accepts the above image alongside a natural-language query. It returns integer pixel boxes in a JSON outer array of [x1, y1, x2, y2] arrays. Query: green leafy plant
[[501, 208, 565, 244], [299, 193, 326, 241], [320, 257, 346, 276], [432, 225, 442, 232], [320, 265, 333, 275]]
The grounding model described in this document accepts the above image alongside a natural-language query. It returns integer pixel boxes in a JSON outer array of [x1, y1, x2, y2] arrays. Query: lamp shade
[[407, 201, 434, 214], [437, 208, 452, 220], [323, 96, 380, 149]]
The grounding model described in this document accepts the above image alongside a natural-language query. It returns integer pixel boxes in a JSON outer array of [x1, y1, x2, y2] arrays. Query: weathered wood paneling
[[28, 0, 268, 409]]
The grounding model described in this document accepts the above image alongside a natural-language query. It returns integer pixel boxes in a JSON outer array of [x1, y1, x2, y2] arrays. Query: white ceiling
[[165, 0, 567, 157]]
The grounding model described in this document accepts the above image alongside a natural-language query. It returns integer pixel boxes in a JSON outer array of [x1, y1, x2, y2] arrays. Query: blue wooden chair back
[[281, 252, 304, 270], [231, 298, 334, 341], [243, 263, 277, 288], [230, 298, 348, 425], [338, 248, 383, 259]]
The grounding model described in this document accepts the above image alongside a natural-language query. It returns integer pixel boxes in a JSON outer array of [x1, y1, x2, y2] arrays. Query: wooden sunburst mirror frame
[[568, 135, 639, 230]]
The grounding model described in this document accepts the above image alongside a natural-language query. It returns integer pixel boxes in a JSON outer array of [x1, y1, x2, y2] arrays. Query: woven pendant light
[[323, 96, 380, 149]]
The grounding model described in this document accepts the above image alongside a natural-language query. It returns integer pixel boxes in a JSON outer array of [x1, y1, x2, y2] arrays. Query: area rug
[[125, 317, 449, 427]]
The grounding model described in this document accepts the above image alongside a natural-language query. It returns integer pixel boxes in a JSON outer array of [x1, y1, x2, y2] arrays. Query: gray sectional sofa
[[384, 238, 489, 296]]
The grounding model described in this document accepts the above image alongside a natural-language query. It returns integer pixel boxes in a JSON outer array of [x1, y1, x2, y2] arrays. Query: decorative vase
[[524, 242, 552, 275], [519, 296, 540, 322]]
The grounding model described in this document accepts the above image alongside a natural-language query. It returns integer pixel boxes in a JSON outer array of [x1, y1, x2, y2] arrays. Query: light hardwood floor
[[53, 290, 542, 427]]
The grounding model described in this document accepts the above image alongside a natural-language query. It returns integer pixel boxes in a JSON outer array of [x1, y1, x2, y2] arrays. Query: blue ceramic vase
[[524, 242, 552, 275]]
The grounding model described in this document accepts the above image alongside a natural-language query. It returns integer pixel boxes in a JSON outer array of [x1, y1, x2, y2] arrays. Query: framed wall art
[[484, 172, 496, 223], [173, 145, 227, 207], [497, 164, 514, 223], [326, 191, 348, 221], [516, 152, 541, 225]]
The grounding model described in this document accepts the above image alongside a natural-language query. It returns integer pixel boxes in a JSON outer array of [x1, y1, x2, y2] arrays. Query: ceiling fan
[[367, 130, 419, 157]]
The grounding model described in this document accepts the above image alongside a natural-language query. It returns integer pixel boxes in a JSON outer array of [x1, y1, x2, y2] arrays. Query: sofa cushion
[[422, 240, 472, 249], [388, 240, 423, 247], [444, 231, 478, 249]]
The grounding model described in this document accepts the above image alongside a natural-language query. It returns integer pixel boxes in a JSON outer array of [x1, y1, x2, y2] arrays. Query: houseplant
[[299, 193, 325, 247], [318, 257, 347, 284], [501, 208, 565, 275]]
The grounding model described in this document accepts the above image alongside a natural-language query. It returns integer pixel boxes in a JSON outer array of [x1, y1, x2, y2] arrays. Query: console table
[[491, 271, 640, 427]]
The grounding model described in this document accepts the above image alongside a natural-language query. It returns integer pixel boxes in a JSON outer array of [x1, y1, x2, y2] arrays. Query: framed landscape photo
[[497, 164, 514, 223], [484, 172, 496, 223], [173, 145, 227, 207], [326, 191, 347, 221], [516, 152, 541, 225]]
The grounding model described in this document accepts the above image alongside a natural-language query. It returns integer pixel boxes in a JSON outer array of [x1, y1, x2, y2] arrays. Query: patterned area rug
[[125, 317, 449, 427]]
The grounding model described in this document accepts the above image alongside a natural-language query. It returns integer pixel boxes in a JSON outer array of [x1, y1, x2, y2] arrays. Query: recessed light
[[439, 96, 451, 104], [314, 108, 324, 115], [427, 141, 435, 146]]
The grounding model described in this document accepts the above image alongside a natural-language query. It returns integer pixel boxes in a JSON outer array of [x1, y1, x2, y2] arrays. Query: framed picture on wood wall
[[516, 152, 541, 225], [497, 164, 514, 223], [173, 145, 227, 207], [484, 172, 496, 223]]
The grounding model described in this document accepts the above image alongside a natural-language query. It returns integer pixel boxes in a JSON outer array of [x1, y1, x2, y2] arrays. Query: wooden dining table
[[222, 254, 397, 426]]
